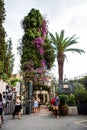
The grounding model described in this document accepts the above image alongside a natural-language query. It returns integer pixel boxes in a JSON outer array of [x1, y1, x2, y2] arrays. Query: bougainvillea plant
[[33, 16, 48, 74], [18, 8, 55, 81]]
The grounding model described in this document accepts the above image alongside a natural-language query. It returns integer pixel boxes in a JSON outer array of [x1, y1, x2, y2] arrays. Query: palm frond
[[62, 37, 69, 48], [64, 40, 78, 49], [60, 30, 64, 41], [55, 32, 60, 41], [64, 54, 68, 62], [66, 35, 79, 47], [49, 32, 57, 45], [65, 48, 85, 54], [62, 36, 78, 49]]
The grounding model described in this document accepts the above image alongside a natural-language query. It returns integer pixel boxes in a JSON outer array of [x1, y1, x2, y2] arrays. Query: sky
[[3, 0, 87, 80]]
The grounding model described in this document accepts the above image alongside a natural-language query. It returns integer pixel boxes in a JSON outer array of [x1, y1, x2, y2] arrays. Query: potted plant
[[59, 94, 68, 115]]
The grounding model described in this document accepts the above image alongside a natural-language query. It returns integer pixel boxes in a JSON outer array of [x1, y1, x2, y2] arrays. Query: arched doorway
[[33, 90, 49, 104]]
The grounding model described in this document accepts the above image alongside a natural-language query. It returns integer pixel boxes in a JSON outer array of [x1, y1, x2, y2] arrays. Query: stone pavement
[[1, 105, 87, 130]]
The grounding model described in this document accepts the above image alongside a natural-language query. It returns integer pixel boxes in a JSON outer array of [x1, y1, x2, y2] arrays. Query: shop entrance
[[38, 94, 43, 104]]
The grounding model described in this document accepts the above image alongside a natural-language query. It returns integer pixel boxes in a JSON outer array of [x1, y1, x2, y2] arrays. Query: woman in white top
[[33, 97, 38, 113]]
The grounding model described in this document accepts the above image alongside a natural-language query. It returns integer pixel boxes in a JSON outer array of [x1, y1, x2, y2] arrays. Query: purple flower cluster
[[41, 59, 45, 66], [34, 37, 44, 55], [42, 18, 47, 39], [39, 47, 44, 55], [36, 66, 46, 74], [34, 37, 44, 45], [34, 18, 48, 73]]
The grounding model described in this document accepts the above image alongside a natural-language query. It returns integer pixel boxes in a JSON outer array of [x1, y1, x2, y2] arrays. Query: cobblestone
[[1, 105, 87, 130]]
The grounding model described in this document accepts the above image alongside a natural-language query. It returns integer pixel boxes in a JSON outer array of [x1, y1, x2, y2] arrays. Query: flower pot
[[77, 103, 87, 115], [59, 103, 68, 115]]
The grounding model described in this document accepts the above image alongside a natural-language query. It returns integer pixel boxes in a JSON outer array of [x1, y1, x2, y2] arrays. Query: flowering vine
[[34, 17, 48, 73]]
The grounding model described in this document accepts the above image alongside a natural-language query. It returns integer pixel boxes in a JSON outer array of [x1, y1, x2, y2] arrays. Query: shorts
[[53, 105, 58, 110]]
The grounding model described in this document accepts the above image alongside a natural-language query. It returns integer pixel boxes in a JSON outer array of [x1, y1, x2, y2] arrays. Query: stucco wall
[[0, 79, 7, 94]]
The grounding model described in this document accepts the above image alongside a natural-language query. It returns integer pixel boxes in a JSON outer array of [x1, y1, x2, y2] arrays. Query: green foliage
[[79, 76, 87, 81], [49, 30, 85, 82], [59, 94, 76, 106], [67, 94, 76, 106], [74, 82, 87, 103], [22, 8, 42, 30], [0, 0, 6, 23], [0, 2, 14, 80], [20, 8, 44, 70], [10, 78, 22, 87], [43, 37, 55, 70], [0, 73, 8, 80], [59, 94, 68, 104], [5, 38, 15, 78], [0, 0, 6, 68], [59, 94, 69, 116], [18, 8, 55, 80], [0, 60, 3, 73], [59, 82, 87, 106]]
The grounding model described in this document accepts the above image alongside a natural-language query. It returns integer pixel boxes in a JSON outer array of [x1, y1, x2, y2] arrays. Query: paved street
[[1, 106, 87, 130]]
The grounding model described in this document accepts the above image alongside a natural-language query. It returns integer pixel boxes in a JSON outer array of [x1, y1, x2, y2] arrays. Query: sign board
[[58, 82, 74, 94]]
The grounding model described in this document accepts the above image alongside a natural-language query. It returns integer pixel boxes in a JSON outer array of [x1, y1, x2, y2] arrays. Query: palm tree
[[49, 30, 85, 82]]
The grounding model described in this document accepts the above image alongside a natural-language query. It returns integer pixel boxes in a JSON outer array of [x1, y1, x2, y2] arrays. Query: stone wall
[[68, 106, 78, 115]]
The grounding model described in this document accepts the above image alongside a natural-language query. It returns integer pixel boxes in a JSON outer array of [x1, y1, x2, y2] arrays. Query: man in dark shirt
[[52, 94, 60, 118]]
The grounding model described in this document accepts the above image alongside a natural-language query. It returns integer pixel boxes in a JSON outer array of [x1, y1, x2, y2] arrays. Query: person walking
[[2, 94, 6, 124], [33, 97, 38, 113], [37, 96, 41, 112], [0, 93, 4, 128], [52, 94, 60, 118], [12, 95, 22, 119]]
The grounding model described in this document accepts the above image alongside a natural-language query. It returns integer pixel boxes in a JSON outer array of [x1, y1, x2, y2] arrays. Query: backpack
[[51, 98, 56, 105]]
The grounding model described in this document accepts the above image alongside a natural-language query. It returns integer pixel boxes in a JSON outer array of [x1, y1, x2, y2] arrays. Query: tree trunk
[[57, 52, 64, 82]]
